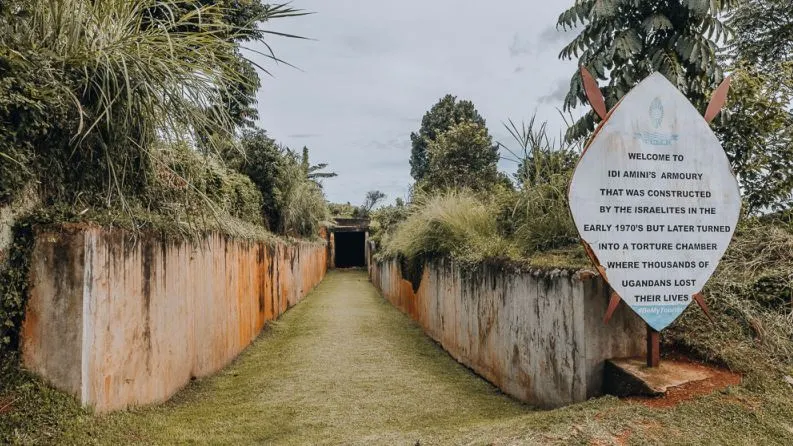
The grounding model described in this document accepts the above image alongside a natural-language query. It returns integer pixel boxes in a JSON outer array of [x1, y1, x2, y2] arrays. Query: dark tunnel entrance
[[334, 231, 366, 268]]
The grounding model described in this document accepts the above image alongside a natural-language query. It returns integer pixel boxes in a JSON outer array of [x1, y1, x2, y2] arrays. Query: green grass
[[0, 357, 87, 445], [1, 270, 789, 445], [383, 190, 518, 264], [376, 187, 583, 270]]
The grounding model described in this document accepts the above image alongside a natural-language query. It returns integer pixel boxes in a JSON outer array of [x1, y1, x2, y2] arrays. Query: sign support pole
[[646, 325, 660, 368]]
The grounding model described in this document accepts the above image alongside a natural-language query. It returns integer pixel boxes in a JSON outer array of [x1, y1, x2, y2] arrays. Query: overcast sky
[[250, 1, 581, 205]]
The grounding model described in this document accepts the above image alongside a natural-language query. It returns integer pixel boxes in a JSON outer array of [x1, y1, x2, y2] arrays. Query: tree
[[714, 65, 793, 212], [716, 0, 793, 212], [410, 95, 487, 181], [557, 0, 737, 142], [301, 146, 337, 185], [727, 0, 793, 71], [422, 121, 500, 192], [362, 190, 386, 213]]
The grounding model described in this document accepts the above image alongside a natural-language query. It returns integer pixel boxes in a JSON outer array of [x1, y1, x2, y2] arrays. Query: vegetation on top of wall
[[381, 190, 518, 265], [1, 0, 270, 207], [221, 130, 331, 238], [375, 113, 587, 270], [667, 217, 793, 383], [0, 0, 329, 241]]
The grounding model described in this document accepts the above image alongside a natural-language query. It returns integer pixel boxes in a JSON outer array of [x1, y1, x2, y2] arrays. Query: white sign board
[[569, 73, 741, 331]]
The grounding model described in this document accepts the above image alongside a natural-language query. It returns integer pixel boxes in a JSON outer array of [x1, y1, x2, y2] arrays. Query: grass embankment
[[3, 270, 791, 445], [374, 189, 589, 270]]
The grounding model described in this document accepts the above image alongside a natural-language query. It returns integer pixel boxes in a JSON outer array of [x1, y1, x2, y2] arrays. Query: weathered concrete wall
[[370, 258, 645, 408], [21, 226, 327, 412]]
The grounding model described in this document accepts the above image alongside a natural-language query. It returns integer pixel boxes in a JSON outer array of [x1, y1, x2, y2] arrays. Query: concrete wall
[[370, 258, 646, 408], [21, 225, 327, 412]]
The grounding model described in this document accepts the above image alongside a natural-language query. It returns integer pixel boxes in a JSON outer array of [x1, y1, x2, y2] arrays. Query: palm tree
[[301, 147, 338, 186]]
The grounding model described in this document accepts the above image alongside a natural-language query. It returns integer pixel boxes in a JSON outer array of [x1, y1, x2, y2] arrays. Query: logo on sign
[[634, 96, 679, 146], [649, 97, 664, 128], [568, 72, 742, 332]]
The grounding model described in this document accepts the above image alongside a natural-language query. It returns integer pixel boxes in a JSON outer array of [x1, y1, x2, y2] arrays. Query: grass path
[[60, 270, 793, 445]]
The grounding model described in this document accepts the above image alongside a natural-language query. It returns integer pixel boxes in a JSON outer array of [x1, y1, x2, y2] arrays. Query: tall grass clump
[[499, 116, 581, 256], [280, 173, 330, 238], [386, 190, 516, 263], [0, 0, 303, 211], [668, 219, 793, 381]]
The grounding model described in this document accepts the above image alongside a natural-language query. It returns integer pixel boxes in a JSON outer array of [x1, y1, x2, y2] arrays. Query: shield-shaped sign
[[569, 72, 741, 332]]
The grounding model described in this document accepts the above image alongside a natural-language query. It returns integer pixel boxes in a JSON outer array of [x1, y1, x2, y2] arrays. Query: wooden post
[[646, 325, 660, 368]]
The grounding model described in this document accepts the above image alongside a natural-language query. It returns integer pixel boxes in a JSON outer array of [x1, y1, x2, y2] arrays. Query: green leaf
[[591, 0, 617, 19], [613, 30, 642, 59], [642, 14, 673, 33], [684, 0, 710, 15]]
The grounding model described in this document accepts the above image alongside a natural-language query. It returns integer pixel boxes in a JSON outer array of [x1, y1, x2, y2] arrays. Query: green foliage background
[[409, 95, 489, 182]]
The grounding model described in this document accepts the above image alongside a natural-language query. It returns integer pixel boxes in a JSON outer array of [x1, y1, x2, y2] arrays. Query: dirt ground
[[53, 270, 793, 445]]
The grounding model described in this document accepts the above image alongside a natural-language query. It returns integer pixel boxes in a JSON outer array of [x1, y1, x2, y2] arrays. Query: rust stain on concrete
[[21, 227, 327, 412], [370, 258, 646, 408]]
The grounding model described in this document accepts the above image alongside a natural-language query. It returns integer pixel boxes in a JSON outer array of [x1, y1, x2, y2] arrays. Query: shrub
[[222, 130, 287, 230], [385, 190, 516, 263], [502, 172, 580, 256], [150, 142, 264, 227], [498, 116, 581, 256], [222, 131, 330, 238], [667, 220, 793, 380], [369, 201, 409, 248], [280, 170, 330, 238]]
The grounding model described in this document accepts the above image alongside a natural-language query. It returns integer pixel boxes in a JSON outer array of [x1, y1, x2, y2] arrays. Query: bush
[[502, 171, 580, 256], [667, 220, 793, 380], [369, 202, 409, 247], [150, 142, 264, 227], [280, 172, 330, 238], [329, 203, 359, 218], [0, 0, 307, 225], [222, 130, 329, 238], [385, 190, 516, 263], [222, 130, 286, 230]]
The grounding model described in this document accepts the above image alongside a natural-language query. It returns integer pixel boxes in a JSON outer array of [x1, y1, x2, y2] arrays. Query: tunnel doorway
[[334, 231, 366, 268]]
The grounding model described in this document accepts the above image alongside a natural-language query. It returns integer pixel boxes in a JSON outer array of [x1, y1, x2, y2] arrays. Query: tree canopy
[[557, 0, 737, 141], [363, 190, 387, 213], [716, 0, 793, 212], [727, 0, 793, 71], [410, 95, 487, 181], [421, 121, 500, 192]]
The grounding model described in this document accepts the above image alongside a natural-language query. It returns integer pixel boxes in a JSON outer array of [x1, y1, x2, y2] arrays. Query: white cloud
[[250, 1, 579, 203]]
